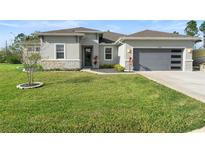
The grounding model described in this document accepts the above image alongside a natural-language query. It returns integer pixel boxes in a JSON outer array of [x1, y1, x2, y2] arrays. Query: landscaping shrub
[[114, 64, 125, 72], [6, 54, 21, 64], [99, 64, 115, 68], [0, 51, 22, 64], [0, 51, 6, 63], [36, 64, 43, 71]]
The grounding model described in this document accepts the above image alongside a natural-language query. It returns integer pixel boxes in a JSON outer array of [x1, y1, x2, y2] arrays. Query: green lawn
[[1, 64, 205, 133]]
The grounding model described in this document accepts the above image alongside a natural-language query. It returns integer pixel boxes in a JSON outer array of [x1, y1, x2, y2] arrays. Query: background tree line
[[0, 32, 39, 64], [175, 20, 205, 48]]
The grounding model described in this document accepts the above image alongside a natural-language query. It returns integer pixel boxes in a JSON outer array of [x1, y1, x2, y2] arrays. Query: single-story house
[[38, 27, 201, 71]]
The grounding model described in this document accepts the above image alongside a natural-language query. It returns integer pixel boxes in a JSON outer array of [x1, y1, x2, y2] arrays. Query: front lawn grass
[[0, 64, 205, 132]]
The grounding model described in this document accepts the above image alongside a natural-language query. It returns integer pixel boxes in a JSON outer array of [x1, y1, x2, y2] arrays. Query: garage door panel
[[133, 48, 182, 71]]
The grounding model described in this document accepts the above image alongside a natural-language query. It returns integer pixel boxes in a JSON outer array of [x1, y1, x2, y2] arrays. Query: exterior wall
[[93, 44, 99, 68], [40, 36, 81, 69], [80, 33, 100, 68], [182, 48, 193, 71], [41, 36, 80, 59], [80, 33, 99, 44], [118, 44, 126, 67], [99, 45, 119, 65], [41, 59, 81, 70], [123, 40, 195, 71], [40, 34, 195, 71]]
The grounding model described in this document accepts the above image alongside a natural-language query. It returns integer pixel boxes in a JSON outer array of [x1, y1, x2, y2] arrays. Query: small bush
[[114, 64, 125, 72], [36, 64, 43, 71], [0, 51, 6, 63], [6, 54, 21, 64], [99, 64, 115, 68], [0, 51, 22, 64]]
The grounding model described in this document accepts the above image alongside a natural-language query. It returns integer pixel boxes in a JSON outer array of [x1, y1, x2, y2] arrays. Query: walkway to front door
[[83, 46, 92, 68]]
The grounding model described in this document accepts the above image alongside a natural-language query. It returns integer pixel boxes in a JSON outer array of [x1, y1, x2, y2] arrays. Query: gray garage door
[[133, 48, 182, 71]]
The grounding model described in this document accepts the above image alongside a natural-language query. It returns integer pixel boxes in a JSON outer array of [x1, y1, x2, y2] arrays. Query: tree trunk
[[29, 67, 31, 86], [26, 68, 30, 85]]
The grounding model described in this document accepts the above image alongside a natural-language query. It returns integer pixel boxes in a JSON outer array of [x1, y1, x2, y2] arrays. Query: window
[[171, 55, 181, 58], [171, 66, 181, 70], [27, 47, 33, 52], [35, 47, 40, 52], [171, 49, 181, 53], [56, 44, 65, 59], [171, 61, 181, 64], [104, 47, 113, 60]]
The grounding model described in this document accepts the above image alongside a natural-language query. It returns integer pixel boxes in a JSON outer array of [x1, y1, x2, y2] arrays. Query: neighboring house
[[38, 27, 201, 71]]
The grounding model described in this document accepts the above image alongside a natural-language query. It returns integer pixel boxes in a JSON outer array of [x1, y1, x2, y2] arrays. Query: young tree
[[8, 32, 41, 63], [184, 20, 199, 36], [199, 21, 205, 48], [24, 50, 41, 86]]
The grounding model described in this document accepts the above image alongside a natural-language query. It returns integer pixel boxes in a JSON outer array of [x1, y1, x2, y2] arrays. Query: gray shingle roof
[[101, 31, 126, 42], [129, 30, 189, 38], [38, 27, 201, 42], [41, 27, 101, 34]]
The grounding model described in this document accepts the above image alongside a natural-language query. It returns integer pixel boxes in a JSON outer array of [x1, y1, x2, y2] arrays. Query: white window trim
[[54, 43, 66, 59], [104, 46, 113, 61]]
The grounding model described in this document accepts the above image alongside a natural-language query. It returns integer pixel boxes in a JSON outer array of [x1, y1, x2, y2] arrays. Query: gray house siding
[[40, 36, 81, 70], [99, 45, 119, 65]]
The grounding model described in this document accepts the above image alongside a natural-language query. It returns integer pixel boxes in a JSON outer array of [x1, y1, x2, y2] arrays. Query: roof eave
[[75, 31, 103, 34], [119, 37, 201, 41], [37, 33, 85, 36]]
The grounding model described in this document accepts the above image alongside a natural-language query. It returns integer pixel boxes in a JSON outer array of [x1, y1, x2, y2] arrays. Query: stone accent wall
[[41, 59, 81, 70]]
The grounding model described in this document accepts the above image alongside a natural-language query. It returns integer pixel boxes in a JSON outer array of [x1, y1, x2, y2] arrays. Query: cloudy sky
[[0, 20, 203, 49]]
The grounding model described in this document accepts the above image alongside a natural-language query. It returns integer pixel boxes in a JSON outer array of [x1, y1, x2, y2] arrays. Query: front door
[[83, 47, 92, 67]]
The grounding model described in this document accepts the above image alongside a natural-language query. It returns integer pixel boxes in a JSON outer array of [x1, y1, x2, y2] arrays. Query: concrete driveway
[[138, 71, 205, 103]]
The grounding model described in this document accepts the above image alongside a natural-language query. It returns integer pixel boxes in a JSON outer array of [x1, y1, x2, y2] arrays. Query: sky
[[0, 20, 203, 49]]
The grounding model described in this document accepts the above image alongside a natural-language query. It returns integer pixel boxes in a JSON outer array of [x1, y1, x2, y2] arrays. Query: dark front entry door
[[83, 47, 92, 67]]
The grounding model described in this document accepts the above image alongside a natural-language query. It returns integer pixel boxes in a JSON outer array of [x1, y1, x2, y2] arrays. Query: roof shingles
[[129, 30, 189, 38], [41, 27, 100, 34], [101, 31, 126, 43], [38, 27, 200, 41]]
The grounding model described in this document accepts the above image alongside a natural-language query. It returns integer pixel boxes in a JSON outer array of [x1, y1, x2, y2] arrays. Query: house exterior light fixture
[[187, 48, 193, 53], [127, 48, 132, 54]]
